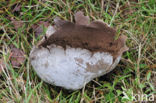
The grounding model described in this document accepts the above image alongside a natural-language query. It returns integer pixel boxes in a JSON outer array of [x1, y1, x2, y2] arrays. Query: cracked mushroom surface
[[30, 11, 128, 90]]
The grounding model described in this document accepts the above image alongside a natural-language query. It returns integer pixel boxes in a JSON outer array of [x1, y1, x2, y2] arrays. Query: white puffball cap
[[30, 45, 121, 90]]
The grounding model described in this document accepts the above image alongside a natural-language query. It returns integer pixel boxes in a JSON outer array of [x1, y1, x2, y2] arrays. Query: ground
[[0, 0, 155, 103]]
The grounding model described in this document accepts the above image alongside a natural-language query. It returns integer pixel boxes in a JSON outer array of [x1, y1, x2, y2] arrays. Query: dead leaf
[[34, 26, 43, 37], [38, 21, 49, 27], [119, 2, 136, 18], [10, 47, 25, 68], [11, 18, 24, 30], [32, 21, 50, 37], [13, 4, 21, 12]]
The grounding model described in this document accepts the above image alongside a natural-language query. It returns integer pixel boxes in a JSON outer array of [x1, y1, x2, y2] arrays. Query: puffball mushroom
[[30, 11, 128, 90]]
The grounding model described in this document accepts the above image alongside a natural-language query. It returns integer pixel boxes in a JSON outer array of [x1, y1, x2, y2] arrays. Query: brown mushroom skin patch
[[74, 11, 90, 25], [39, 21, 124, 58], [86, 59, 110, 73], [74, 57, 84, 64]]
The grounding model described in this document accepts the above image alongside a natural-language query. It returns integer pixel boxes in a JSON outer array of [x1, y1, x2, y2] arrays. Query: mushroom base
[[30, 44, 121, 90]]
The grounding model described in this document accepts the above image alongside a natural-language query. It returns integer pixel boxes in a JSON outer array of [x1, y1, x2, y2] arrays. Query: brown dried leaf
[[119, 2, 136, 18], [10, 47, 25, 68], [38, 21, 50, 27], [13, 4, 21, 12], [11, 18, 24, 30], [32, 21, 50, 37], [34, 26, 43, 37]]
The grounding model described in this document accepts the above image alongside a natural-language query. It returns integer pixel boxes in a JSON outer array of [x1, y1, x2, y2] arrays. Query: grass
[[0, 0, 156, 102]]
